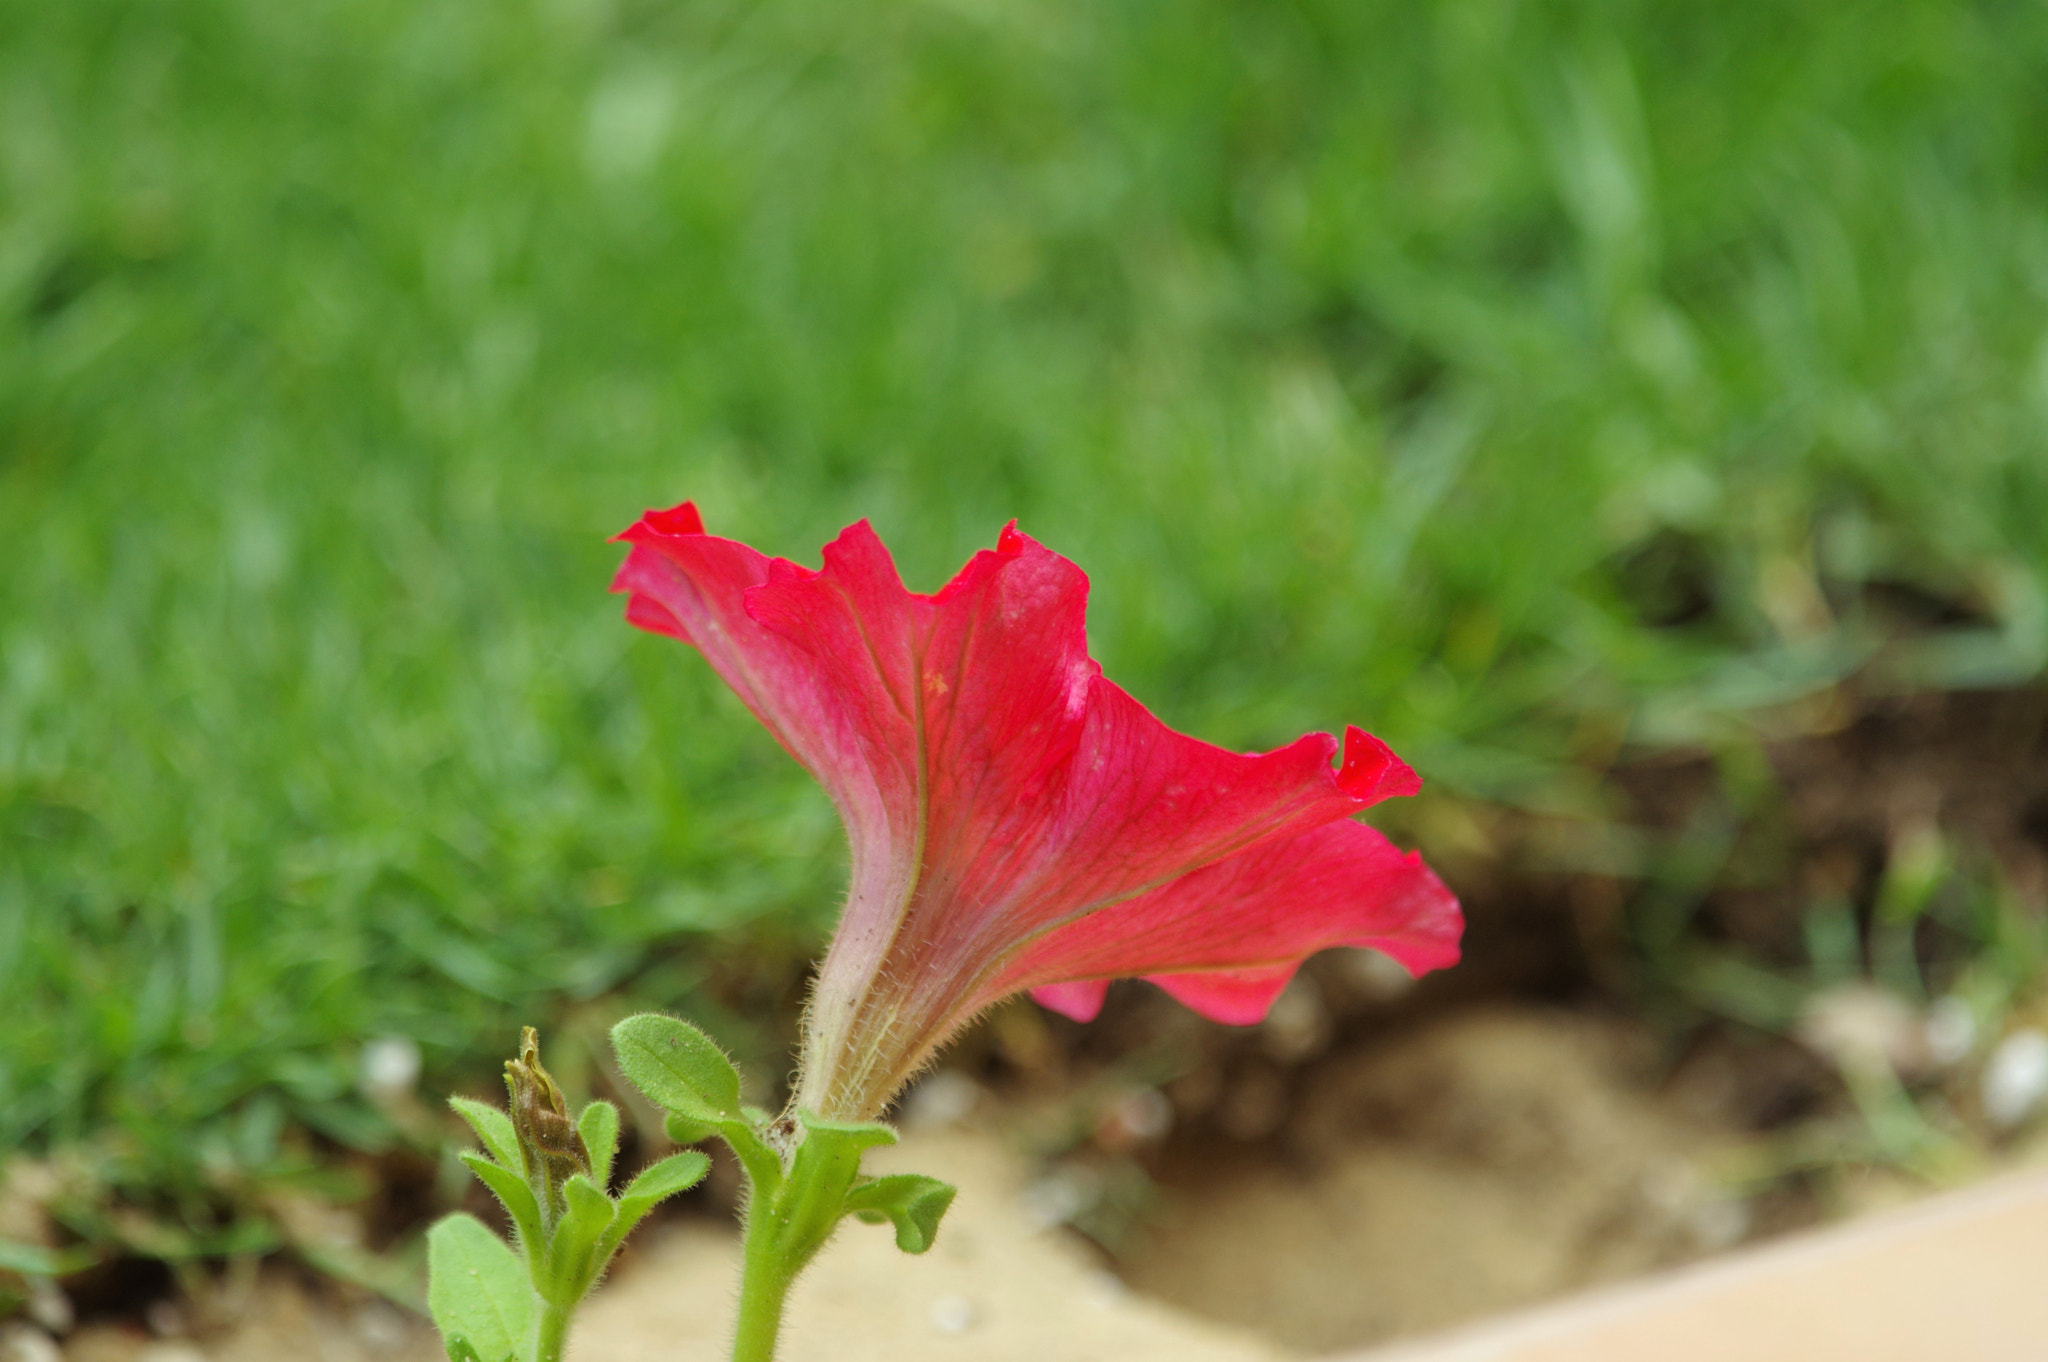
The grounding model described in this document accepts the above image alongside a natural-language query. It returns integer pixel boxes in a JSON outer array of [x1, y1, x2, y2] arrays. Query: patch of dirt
[[45, 1270, 437, 1362], [1120, 1008, 1753, 1355]]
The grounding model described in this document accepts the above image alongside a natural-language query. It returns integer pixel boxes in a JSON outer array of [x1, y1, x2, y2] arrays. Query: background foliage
[[4, 0, 2046, 1248]]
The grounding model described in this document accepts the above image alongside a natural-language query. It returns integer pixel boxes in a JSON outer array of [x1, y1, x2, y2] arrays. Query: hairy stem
[[532, 1298, 571, 1362], [731, 1196, 796, 1362]]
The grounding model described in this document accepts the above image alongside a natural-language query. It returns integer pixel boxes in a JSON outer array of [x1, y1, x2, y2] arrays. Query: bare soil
[[1121, 1008, 1748, 1354]]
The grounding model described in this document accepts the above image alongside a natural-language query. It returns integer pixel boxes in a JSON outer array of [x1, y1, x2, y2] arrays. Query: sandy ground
[[1125, 1010, 1746, 1354], [570, 1131, 1280, 1362]]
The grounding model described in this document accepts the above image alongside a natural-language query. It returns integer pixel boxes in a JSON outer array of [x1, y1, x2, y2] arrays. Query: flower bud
[[504, 1027, 590, 1221]]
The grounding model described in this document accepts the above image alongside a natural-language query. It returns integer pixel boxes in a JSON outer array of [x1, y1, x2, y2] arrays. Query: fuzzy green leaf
[[793, 1113, 897, 1196], [610, 1014, 744, 1125], [449, 1097, 522, 1170], [796, 1112, 897, 1154], [662, 1111, 720, 1146], [620, 1150, 711, 1211], [759, 1111, 903, 1267], [576, 1100, 620, 1188], [595, 1150, 711, 1267], [842, 1174, 957, 1254], [543, 1174, 617, 1304], [426, 1214, 534, 1362], [460, 1153, 542, 1259]]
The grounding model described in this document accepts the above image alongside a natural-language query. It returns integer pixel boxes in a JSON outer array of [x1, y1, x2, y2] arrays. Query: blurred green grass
[[4, 0, 2047, 1239]]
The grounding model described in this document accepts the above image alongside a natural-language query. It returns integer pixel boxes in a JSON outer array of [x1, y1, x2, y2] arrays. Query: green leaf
[[577, 1100, 620, 1188], [610, 1014, 745, 1125], [544, 1174, 618, 1304], [442, 1335, 489, 1362], [449, 1097, 522, 1170], [0, 1238, 99, 1277], [792, 1112, 897, 1194], [797, 1112, 897, 1154], [459, 1153, 542, 1259], [761, 1111, 903, 1267], [426, 1214, 535, 1362], [662, 1111, 720, 1146], [617, 1150, 711, 1218], [842, 1174, 957, 1254], [596, 1150, 711, 1267]]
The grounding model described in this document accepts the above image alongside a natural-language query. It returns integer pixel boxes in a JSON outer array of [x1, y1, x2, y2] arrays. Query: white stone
[[1983, 1029, 2048, 1130]]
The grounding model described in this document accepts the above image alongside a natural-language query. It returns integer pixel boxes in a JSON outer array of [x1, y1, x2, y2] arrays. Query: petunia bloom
[[612, 505, 1461, 1121]]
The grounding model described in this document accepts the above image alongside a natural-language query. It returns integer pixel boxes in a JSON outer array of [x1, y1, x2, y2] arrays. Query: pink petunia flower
[[612, 504, 1462, 1121]]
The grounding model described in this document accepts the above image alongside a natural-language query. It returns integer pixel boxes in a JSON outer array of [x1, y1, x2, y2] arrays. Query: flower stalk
[[425, 505, 1460, 1361], [610, 1013, 957, 1362]]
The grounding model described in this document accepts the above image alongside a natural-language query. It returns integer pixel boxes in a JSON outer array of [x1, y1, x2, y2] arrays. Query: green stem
[[731, 1198, 796, 1362], [532, 1297, 572, 1362]]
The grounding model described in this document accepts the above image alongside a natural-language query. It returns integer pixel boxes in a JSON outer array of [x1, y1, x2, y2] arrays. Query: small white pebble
[[1019, 1164, 1101, 1230], [358, 1036, 422, 1101], [1637, 1160, 1698, 1217], [1095, 1087, 1173, 1150], [24, 1279, 70, 1335], [928, 1294, 977, 1334], [1336, 947, 1415, 1000], [1687, 1198, 1753, 1252], [900, 1070, 981, 1132], [0, 1324, 62, 1362], [1924, 995, 1977, 1068], [1798, 984, 1922, 1077], [146, 1299, 189, 1337], [1260, 976, 1329, 1063], [353, 1301, 412, 1350], [1983, 1029, 2048, 1129], [1080, 1269, 1127, 1309]]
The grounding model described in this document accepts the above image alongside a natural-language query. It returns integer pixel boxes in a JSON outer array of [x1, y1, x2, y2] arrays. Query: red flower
[[613, 504, 1461, 1120]]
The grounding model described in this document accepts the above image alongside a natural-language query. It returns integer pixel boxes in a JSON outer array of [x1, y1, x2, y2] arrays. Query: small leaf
[[565, 1174, 617, 1238], [796, 1111, 897, 1152], [459, 1153, 542, 1259], [792, 1112, 897, 1194], [768, 1112, 904, 1263], [610, 1014, 744, 1125], [596, 1150, 711, 1267], [441, 1335, 489, 1362], [842, 1174, 957, 1254], [621, 1150, 712, 1208], [663, 1111, 720, 1146], [577, 1100, 621, 1188], [426, 1214, 535, 1362], [545, 1174, 618, 1304], [449, 1097, 521, 1170]]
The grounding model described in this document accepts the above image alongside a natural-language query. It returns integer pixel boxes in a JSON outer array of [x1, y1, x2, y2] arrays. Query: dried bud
[[504, 1027, 590, 1220]]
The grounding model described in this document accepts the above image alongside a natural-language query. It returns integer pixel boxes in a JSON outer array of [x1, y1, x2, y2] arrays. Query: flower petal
[[1028, 980, 1111, 1023], [614, 505, 1460, 1118], [988, 818, 1459, 1021], [1144, 964, 1302, 1026]]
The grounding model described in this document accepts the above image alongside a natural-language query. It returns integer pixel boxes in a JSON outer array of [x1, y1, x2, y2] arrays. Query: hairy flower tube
[[612, 504, 1462, 1122]]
